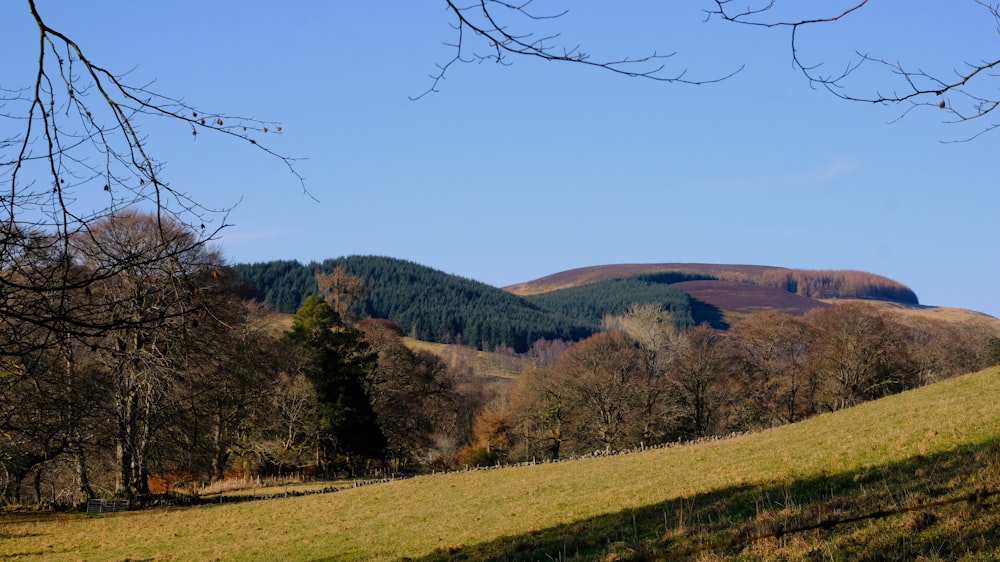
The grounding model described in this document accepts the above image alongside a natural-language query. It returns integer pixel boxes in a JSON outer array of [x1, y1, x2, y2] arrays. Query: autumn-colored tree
[[804, 302, 911, 411], [727, 310, 811, 427], [358, 319, 464, 470], [553, 331, 647, 453], [464, 398, 514, 466], [670, 325, 730, 438], [316, 266, 369, 325]]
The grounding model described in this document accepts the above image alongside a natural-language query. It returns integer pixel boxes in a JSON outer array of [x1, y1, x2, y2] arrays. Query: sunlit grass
[[2, 367, 998, 561]]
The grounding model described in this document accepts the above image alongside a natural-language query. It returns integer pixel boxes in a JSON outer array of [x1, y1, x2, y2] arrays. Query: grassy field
[[403, 337, 523, 380], [2, 367, 999, 561]]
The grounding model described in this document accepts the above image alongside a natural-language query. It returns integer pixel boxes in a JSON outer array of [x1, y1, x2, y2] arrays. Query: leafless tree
[[1, 0, 298, 348], [429, 2, 1000, 139], [77, 211, 222, 497], [804, 302, 908, 411], [416, 0, 742, 99], [727, 310, 810, 427], [552, 331, 647, 454], [707, 0, 1000, 140], [670, 325, 730, 438], [605, 303, 685, 444]]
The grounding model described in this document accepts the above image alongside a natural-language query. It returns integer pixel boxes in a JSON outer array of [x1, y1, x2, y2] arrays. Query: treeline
[[234, 259, 315, 312], [726, 268, 919, 304], [522, 274, 698, 330], [322, 256, 595, 352], [1, 230, 494, 505], [465, 302, 1000, 464], [235, 258, 921, 354]]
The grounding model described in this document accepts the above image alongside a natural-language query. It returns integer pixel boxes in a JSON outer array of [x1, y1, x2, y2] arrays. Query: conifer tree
[[283, 296, 386, 474]]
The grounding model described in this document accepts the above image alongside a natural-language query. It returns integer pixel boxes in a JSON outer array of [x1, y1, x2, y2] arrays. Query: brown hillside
[[505, 263, 918, 304], [830, 299, 1000, 332], [504, 263, 785, 296], [676, 280, 831, 327]]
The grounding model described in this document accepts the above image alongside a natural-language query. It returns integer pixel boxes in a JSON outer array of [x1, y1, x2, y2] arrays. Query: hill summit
[[504, 262, 919, 304]]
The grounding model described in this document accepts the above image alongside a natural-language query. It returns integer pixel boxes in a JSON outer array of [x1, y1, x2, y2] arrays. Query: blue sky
[[4, 2, 998, 317]]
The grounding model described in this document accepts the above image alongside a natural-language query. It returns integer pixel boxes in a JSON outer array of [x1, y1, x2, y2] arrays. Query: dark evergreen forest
[[234, 257, 706, 351], [235, 257, 594, 351], [523, 272, 703, 331]]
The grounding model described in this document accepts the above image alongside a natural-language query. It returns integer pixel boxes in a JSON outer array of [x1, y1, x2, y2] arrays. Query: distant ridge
[[235, 257, 931, 349], [504, 262, 919, 305], [504, 263, 777, 296]]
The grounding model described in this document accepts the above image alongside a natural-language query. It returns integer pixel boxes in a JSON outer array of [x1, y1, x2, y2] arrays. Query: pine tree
[[283, 296, 386, 474]]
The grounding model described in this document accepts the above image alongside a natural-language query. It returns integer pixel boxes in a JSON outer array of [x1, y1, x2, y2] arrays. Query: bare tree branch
[[0, 1, 304, 344], [413, 1, 743, 100], [707, 0, 1000, 141]]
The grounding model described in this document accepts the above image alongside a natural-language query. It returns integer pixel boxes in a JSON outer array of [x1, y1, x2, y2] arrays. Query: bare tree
[[605, 303, 684, 444], [553, 331, 647, 454], [671, 325, 730, 438], [416, 1, 742, 99], [77, 211, 221, 497], [727, 310, 810, 427], [708, 0, 1000, 140], [506, 365, 567, 461], [804, 302, 909, 411], [1, 0, 298, 349], [428, 2, 1000, 139]]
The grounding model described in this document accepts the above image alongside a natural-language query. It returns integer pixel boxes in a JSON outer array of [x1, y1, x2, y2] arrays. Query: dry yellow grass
[[403, 337, 522, 380], [827, 298, 1000, 329], [2, 367, 998, 561]]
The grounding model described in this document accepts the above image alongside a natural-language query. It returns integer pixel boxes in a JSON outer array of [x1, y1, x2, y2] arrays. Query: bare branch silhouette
[[1, 1, 303, 344], [707, 0, 1000, 140], [413, 1, 743, 100]]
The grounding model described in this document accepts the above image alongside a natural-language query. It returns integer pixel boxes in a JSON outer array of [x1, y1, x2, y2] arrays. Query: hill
[[672, 279, 831, 328], [236, 257, 962, 348], [5, 366, 999, 560], [237, 257, 702, 351], [506, 262, 922, 329], [504, 263, 783, 296], [505, 262, 919, 302], [839, 298, 1000, 327], [235, 256, 598, 352]]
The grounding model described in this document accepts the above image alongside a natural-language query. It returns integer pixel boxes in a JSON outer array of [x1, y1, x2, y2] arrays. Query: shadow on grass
[[398, 438, 1000, 561]]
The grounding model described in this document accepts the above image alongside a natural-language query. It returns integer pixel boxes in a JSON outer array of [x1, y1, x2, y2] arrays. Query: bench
[[86, 498, 130, 513]]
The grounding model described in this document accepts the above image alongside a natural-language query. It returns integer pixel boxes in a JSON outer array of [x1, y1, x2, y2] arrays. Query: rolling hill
[[506, 262, 926, 329], [236, 257, 938, 346]]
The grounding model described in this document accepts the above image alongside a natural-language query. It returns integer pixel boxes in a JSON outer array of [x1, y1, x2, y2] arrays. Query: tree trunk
[[74, 449, 95, 502]]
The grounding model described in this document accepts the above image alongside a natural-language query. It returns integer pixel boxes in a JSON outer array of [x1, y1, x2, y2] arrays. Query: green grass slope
[[3, 367, 999, 561]]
